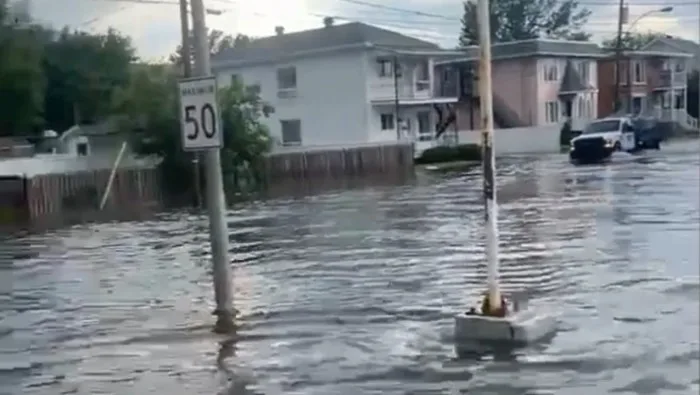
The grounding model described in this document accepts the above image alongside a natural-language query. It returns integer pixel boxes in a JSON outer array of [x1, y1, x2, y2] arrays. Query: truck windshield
[[583, 120, 621, 134]]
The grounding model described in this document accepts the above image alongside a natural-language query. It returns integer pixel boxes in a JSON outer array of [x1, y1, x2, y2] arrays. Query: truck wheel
[[653, 140, 660, 150], [614, 141, 621, 151]]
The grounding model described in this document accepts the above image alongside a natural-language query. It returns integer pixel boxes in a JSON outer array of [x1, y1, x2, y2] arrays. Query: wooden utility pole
[[179, 0, 202, 208], [614, 0, 625, 112]]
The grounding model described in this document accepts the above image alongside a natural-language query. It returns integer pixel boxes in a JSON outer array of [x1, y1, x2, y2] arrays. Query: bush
[[415, 144, 481, 165]]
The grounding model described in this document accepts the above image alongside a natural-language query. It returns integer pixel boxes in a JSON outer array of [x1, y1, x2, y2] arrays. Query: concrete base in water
[[454, 308, 557, 345]]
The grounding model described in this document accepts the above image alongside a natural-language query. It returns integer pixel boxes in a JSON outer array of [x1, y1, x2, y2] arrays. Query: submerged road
[[1, 142, 698, 394]]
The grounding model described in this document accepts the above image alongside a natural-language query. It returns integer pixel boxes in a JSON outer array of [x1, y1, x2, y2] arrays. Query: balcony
[[656, 70, 687, 88], [369, 79, 458, 104]]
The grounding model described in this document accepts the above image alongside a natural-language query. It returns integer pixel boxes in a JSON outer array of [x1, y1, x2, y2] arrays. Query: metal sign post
[[178, 0, 235, 334]]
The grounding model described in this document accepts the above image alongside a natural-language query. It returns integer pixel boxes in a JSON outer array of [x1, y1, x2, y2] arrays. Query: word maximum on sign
[[178, 76, 222, 151]]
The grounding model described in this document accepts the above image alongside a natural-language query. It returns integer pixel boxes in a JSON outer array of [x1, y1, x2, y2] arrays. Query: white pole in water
[[99, 141, 128, 211], [189, 0, 236, 333], [476, 0, 501, 312]]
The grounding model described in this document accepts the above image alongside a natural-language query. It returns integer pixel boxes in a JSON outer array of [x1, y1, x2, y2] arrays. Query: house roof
[[212, 22, 440, 69], [559, 60, 590, 94], [641, 36, 699, 56], [435, 38, 604, 66]]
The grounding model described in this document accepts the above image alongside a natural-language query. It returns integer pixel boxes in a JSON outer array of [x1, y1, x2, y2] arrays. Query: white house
[[211, 20, 463, 152]]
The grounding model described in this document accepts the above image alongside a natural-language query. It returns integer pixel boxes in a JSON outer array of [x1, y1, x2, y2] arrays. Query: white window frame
[[577, 61, 589, 85], [543, 62, 558, 82], [674, 89, 685, 109], [544, 101, 559, 123], [276, 66, 297, 98], [675, 60, 685, 72], [378, 59, 393, 78], [416, 111, 432, 141], [380, 113, 395, 130], [662, 91, 672, 109], [280, 119, 302, 146], [633, 60, 645, 84], [661, 59, 670, 71]]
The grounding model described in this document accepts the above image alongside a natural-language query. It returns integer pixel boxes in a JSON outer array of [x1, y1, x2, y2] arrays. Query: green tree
[[601, 31, 665, 50], [42, 27, 136, 131], [113, 63, 273, 201], [218, 79, 273, 191], [0, 0, 46, 136], [459, 0, 591, 46], [170, 30, 252, 68]]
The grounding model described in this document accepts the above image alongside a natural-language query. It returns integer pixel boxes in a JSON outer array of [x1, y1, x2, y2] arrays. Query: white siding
[[215, 49, 369, 148]]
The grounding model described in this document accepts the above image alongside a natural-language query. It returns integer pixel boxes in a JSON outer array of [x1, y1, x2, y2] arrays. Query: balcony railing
[[657, 70, 687, 88]]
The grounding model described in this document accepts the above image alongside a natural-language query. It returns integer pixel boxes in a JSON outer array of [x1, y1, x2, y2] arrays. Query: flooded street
[[1, 143, 698, 394]]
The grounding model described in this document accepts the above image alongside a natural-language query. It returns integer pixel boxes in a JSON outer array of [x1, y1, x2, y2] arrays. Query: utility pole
[[189, 0, 236, 333], [614, 0, 625, 113], [476, 0, 501, 314], [179, 0, 202, 208], [393, 56, 401, 140]]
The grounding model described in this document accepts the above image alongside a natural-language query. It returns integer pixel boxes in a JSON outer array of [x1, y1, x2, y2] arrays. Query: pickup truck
[[569, 116, 662, 163]]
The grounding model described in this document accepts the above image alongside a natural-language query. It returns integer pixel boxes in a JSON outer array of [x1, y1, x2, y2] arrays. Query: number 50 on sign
[[178, 76, 222, 151]]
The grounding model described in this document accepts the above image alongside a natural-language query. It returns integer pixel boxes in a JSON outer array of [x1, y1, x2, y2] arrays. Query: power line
[[79, 5, 131, 26], [77, 0, 698, 42]]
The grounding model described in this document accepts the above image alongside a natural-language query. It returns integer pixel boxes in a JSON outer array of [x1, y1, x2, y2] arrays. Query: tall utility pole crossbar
[[614, 0, 625, 113], [476, 0, 501, 312], [188, 0, 236, 333]]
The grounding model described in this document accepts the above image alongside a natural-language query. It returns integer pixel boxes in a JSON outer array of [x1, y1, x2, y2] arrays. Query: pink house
[[433, 39, 605, 134]]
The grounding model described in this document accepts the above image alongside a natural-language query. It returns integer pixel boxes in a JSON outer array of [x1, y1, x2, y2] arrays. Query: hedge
[[415, 144, 481, 165]]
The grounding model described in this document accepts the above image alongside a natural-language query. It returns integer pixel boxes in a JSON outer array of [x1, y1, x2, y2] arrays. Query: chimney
[[323, 17, 334, 28], [275, 26, 284, 36]]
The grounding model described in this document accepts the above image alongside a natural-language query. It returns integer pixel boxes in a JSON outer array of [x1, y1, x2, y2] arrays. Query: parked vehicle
[[569, 116, 662, 163]]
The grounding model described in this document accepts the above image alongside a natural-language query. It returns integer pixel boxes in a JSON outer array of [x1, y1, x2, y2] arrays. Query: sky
[[17, 0, 700, 61]]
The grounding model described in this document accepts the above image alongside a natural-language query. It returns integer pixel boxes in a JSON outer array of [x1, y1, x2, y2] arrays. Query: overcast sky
[[20, 0, 700, 61]]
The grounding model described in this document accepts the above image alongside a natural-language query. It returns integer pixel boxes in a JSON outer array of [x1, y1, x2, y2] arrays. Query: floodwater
[[1, 142, 698, 395]]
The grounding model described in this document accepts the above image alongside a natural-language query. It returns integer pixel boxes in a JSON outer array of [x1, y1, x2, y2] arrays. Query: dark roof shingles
[[559, 60, 589, 93]]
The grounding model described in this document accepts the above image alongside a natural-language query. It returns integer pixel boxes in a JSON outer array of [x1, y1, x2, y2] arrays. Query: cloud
[[22, 0, 700, 60]]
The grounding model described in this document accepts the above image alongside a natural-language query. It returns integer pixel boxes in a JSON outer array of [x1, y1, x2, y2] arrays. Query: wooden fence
[[0, 168, 162, 230], [262, 142, 414, 183]]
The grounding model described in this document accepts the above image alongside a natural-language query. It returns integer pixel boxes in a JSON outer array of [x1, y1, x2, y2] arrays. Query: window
[[544, 101, 559, 123], [577, 61, 589, 84], [378, 59, 393, 78], [674, 89, 685, 109], [577, 97, 585, 118], [633, 61, 645, 83], [661, 60, 670, 70], [417, 61, 429, 81], [76, 142, 88, 156], [277, 67, 297, 90], [543, 62, 558, 82], [584, 120, 621, 134], [380, 113, 395, 130], [675, 60, 685, 72], [280, 119, 302, 146], [662, 91, 672, 109]]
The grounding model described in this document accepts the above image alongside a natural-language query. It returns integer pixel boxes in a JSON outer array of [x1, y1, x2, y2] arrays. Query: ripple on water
[[0, 147, 698, 394]]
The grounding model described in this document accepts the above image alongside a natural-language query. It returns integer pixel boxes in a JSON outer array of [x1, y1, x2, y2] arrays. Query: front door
[[631, 97, 643, 115], [417, 111, 432, 141]]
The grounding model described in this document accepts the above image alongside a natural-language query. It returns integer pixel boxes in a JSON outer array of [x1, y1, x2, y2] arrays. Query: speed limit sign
[[178, 76, 222, 150]]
